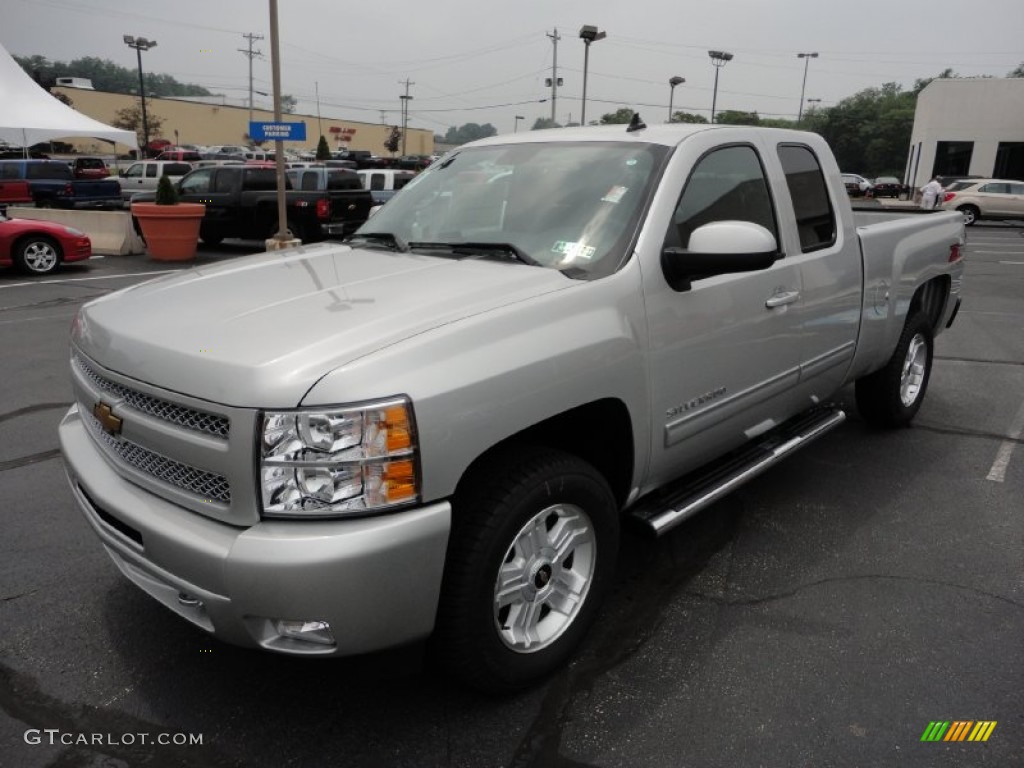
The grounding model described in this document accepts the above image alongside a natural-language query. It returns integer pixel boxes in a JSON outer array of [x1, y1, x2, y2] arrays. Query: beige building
[[52, 87, 433, 157]]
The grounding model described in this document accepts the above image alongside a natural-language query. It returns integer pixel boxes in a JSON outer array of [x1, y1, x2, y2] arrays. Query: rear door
[[772, 141, 860, 400]]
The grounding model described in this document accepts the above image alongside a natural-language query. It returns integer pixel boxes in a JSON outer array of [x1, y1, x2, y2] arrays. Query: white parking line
[[998, 261, 1024, 265], [987, 399, 1024, 483], [0, 270, 176, 290]]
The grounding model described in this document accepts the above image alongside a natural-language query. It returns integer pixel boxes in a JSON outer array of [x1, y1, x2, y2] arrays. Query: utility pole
[[239, 32, 264, 133], [399, 78, 414, 155], [547, 28, 561, 124]]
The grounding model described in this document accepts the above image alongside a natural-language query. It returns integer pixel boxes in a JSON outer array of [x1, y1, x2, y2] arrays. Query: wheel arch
[[909, 274, 951, 335], [452, 397, 635, 511]]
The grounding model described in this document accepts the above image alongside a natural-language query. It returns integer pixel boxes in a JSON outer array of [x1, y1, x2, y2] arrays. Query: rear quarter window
[[777, 144, 836, 253], [326, 171, 362, 190]]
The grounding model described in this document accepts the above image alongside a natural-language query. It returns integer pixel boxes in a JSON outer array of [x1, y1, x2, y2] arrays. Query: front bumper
[[59, 404, 451, 656]]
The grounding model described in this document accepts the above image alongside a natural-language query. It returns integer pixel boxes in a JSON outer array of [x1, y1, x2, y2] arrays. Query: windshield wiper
[[407, 241, 541, 267], [344, 232, 409, 252]]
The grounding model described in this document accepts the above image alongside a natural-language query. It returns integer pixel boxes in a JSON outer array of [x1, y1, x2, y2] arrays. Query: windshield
[[356, 141, 668, 278]]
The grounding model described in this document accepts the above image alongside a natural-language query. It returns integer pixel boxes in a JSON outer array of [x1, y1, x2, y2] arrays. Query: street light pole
[[668, 76, 685, 123], [578, 25, 606, 126], [708, 50, 733, 123], [123, 35, 157, 155], [796, 52, 819, 125]]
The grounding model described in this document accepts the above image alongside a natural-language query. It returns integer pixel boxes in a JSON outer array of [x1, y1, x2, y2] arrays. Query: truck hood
[[74, 243, 574, 406]]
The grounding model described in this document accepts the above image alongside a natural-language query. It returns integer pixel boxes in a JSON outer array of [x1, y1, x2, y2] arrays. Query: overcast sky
[[4, 0, 1023, 138]]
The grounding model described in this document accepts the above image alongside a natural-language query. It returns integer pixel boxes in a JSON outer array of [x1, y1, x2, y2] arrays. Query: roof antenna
[[626, 112, 646, 133]]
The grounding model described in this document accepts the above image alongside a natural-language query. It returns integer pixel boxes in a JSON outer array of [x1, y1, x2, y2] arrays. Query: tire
[[13, 236, 62, 275], [957, 205, 979, 226], [199, 227, 224, 246], [855, 312, 934, 428], [434, 448, 619, 693]]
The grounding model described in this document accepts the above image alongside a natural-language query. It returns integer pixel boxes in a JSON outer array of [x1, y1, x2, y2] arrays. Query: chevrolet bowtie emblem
[[93, 401, 123, 435]]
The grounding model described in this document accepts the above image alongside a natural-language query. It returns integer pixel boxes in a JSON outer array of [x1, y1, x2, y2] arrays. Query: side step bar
[[630, 406, 846, 536]]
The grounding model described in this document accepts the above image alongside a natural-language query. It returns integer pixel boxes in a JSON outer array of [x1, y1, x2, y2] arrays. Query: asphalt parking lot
[[1, 223, 1022, 767]]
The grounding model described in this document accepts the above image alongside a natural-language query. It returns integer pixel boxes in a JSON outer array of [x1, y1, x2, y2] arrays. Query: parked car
[[356, 168, 415, 206], [938, 178, 1024, 225], [0, 179, 33, 212], [0, 211, 92, 275], [0, 159, 122, 209], [154, 149, 203, 163], [132, 164, 373, 243], [108, 160, 194, 202], [60, 125, 965, 692], [870, 176, 904, 198], [71, 157, 111, 180], [841, 173, 873, 196]]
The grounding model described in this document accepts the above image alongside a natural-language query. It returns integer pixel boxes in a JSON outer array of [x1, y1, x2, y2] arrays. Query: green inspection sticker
[[552, 241, 597, 260]]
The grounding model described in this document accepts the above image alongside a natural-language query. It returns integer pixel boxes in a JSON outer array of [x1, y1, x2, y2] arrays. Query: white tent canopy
[[0, 42, 137, 150]]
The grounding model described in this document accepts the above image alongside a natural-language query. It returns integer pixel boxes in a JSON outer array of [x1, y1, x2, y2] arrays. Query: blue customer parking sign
[[249, 122, 307, 141]]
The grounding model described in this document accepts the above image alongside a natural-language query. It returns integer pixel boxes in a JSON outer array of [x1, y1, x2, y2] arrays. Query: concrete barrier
[[5, 207, 146, 256]]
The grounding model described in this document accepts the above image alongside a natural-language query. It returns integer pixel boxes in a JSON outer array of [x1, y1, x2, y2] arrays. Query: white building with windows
[[905, 78, 1024, 188]]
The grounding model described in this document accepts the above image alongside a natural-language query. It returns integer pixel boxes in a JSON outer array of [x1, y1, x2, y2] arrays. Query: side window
[[123, 163, 143, 178], [1010, 183, 1024, 195], [179, 168, 214, 195], [0, 164, 19, 180], [979, 183, 1008, 194], [213, 171, 236, 193], [300, 171, 319, 190], [145, 165, 158, 178], [777, 144, 836, 252], [665, 145, 777, 250], [370, 173, 385, 191]]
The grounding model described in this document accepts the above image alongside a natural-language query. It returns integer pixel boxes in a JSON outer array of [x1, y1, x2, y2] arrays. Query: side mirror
[[662, 221, 779, 292]]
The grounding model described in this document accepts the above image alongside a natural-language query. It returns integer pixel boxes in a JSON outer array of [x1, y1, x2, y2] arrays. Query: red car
[[71, 157, 111, 180], [0, 213, 92, 275]]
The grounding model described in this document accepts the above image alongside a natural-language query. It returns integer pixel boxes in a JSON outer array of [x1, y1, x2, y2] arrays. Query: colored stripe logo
[[921, 721, 997, 742]]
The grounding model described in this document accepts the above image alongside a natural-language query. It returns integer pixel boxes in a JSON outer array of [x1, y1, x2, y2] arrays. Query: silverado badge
[[93, 402, 123, 435]]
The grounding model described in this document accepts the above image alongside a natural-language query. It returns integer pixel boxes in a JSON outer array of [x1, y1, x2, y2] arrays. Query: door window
[[665, 145, 778, 251], [179, 168, 214, 195], [145, 165, 158, 178], [123, 164, 143, 178]]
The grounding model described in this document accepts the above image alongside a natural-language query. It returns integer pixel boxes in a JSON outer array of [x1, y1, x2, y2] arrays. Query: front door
[[643, 140, 805, 486]]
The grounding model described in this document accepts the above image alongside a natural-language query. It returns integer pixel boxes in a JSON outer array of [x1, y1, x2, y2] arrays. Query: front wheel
[[957, 205, 979, 226], [855, 312, 934, 428], [433, 448, 619, 693], [14, 236, 62, 275]]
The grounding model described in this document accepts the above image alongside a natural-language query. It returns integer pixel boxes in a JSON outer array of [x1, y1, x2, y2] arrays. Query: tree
[[443, 122, 498, 144], [530, 118, 561, 130], [281, 94, 298, 114], [315, 135, 331, 161], [13, 54, 212, 97], [1008, 62, 1024, 78], [671, 111, 708, 124], [384, 126, 401, 154], [715, 110, 761, 125], [112, 102, 165, 147], [599, 108, 634, 125]]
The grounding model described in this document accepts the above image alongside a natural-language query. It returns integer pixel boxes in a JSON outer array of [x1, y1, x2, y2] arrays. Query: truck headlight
[[260, 398, 419, 518]]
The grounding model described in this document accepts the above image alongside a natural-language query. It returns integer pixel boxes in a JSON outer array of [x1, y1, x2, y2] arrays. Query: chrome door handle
[[765, 290, 800, 308]]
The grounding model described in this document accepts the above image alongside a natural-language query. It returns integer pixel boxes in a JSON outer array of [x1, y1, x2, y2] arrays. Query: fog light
[[273, 619, 335, 646]]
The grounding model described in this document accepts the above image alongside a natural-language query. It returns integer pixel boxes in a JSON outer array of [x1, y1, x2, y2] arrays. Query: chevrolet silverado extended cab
[[60, 125, 964, 692], [131, 165, 372, 243]]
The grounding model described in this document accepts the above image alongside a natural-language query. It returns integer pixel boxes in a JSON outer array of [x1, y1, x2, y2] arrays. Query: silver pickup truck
[[59, 125, 964, 692]]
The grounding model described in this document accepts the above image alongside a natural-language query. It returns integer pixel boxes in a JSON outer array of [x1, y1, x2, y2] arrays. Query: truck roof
[[466, 123, 819, 150]]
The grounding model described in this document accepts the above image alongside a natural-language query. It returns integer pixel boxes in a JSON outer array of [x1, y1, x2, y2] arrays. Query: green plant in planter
[[155, 173, 180, 205]]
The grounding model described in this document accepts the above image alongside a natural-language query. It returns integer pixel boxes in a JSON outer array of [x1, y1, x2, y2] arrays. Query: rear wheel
[[957, 204, 979, 226], [855, 312, 934, 428], [433, 448, 619, 693], [14, 236, 62, 275]]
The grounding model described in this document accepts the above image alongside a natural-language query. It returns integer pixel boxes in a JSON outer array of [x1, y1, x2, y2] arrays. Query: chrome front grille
[[74, 355, 230, 439], [84, 411, 232, 504]]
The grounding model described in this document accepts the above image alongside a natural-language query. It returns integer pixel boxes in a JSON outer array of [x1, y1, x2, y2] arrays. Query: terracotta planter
[[131, 202, 206, 261]]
